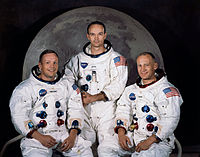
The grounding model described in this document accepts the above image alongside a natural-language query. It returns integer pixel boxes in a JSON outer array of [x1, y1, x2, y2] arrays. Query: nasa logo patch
[[81, 62, 88, 69], [129, 93, 136, 101], [39, 89, 47, 97]]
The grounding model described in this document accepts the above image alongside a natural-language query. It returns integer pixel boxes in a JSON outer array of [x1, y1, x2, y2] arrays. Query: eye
[[99, 32, 104, 35], [89, 33, 95, 36]]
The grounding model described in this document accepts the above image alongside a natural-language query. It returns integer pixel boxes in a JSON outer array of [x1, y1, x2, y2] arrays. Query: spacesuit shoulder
[[14, 78, 32, 92], [155, 77, 182, 102], [123, 84, 137, 94], [156, 77, 176, 91], [110, 50, 124, 58], [10, 79, 33, 103]]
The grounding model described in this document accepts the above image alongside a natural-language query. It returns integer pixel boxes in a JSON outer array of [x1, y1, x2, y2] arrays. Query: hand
[[135, 135, 157, 152], [32, 131, 57, 148], [61, 129, 78, 152], [81, 92, 93, 107], [81, 91, 107, 107], [118, 128, 132, 151]]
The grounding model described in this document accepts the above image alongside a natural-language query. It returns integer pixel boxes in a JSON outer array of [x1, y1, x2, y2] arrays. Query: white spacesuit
[[9, 65, 93, 157], [64, 40, 128, 156], [113, 70, 183, 157]]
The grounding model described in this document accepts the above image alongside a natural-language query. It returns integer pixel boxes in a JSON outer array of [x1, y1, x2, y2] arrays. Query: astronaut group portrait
[[9, 21, 183, 157]]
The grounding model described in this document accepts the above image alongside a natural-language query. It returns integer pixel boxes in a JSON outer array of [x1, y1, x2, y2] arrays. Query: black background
[[0, 0, 200, 155]]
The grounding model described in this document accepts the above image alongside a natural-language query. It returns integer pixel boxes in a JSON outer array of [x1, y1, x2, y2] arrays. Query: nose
[[49, 62, 55, 69], [94, 34, 99, 40], [141, 65, 146, 72]]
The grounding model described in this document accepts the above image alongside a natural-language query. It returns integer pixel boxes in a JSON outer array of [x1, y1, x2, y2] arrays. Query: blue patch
[[81, 84, 88, 92], [57, 109, 64, 117], [86, 74, 92, 81], [72, 120, 79, 128], [55, 101, 61, 108], [117, 119, 124, 126], [146, 115, 157, 123], [81, 62, 88, 69], [42, 102, 48, 109], [36, 111, 47, 119], [72, 84, 80, 94], [39, 89, 47, 97], [28, 121, 34, 129], [129, 93, 136, 101], [142, 105, 150, 113], [154, 126, 158, 133], [114, 56, 120, 63]]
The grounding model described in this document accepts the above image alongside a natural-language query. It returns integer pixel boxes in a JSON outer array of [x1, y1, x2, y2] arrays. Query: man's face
[[38, 53, 58, 81], [137, 54, 158, 82], [87, 24, 107, 48]]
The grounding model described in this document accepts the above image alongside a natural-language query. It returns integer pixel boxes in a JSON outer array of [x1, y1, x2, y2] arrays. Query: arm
[[63, 56, 79, 84], [114, 87, 134, 150], [9, 83, 57, 147], [118, 128, 132, 151], [66, 82, 84, 135], [31, 130, 57, 148], [135, 86, 183, 152], [60, 129, 78, 151], [135, 134, 159, 152], [81, 91, 107, 107], [154, 86, 183, 140], [9, 83, 35, 136], [102, 55, 128, 101]]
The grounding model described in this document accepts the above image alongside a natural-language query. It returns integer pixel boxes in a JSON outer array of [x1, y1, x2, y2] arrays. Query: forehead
[[41, 53, 58, 61], [88, 24, 104, 32], [137, 55, 153, 63]]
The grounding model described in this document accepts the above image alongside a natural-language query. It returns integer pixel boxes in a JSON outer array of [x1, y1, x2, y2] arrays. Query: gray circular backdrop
[[23, 6, 164, 85]]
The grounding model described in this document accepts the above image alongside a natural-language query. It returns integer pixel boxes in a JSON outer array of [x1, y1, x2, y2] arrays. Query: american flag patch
[[114, 56, 127, 67], [163, 87, 180, 98], [72, 84, 80, 94]]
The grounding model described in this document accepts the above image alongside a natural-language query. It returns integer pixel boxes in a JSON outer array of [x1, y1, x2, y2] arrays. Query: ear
[[104, 32, 107, 39], [38, 62, 42, 71], [86, 33, 90, 40], [154, 62, 158, 70]]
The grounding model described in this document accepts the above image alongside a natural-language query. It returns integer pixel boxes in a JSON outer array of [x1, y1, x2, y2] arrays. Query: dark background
[[1, 0, 200, 155]]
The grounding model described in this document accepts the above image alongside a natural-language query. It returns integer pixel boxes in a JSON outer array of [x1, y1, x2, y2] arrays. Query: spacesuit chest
[[128, 88, 160, 135], [78, 58, 110, 94], [30, 83, 67, 130]]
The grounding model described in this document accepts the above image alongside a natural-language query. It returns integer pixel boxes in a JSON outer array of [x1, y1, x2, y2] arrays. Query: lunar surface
[[23, 6, 164, 85]]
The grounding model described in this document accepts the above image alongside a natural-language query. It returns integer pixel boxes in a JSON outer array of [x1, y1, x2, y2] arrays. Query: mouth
[[48, 69, 56, 72], [141, 72, 148, 75]]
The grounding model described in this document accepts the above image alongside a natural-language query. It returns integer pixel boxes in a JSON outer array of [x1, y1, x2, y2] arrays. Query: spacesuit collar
[[83, 40, 112, 58], [31, 65, 61, 85], [136, 69, 166, 88]]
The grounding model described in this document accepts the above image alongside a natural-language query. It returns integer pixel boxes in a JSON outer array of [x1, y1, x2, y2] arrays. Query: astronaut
[[64, 21, 128, 156], [113, 52, 183, 157], [9, 50, 93, 157]]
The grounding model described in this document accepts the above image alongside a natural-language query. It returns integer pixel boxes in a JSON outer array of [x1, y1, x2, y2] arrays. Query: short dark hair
[[136, 52, 156, 61], [39, 49, 58, 62], [87, 21, 106, 34]]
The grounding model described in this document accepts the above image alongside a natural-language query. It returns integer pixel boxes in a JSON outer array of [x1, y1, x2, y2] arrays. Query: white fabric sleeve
[[63, 56, 79, 84], [155, 86, 183, 140], [102, 55, 128, 101], [9, 83, 33, 136], [66, 81, 84, 131], [115, 88, 133, 132]]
